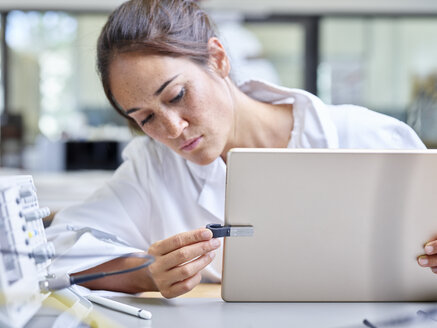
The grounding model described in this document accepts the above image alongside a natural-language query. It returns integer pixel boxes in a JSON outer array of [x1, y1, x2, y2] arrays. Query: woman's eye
[[169, 88, 185, 104], [140, 113, 154, 126]]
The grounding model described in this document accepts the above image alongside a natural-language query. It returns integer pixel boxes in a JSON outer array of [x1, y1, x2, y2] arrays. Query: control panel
[[0, 176, 53, 328]]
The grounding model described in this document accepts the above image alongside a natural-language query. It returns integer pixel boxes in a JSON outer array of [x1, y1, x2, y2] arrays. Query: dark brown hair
[[97, 0, 217, 131]]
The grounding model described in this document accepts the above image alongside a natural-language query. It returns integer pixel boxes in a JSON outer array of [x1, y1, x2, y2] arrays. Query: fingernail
[[210, 238, 220, 247], [419, 256, 428, 266], [201, 229, 212, 239], [425, 245, 434, 255], [209, 252, 216, 260]]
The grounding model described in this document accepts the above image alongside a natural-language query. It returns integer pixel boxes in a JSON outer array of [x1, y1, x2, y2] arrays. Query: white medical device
[[0, 176, 53, 328], [0, 175, 154, 327]]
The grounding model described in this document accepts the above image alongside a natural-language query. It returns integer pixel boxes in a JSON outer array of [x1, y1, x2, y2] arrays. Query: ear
[[207, 37, 231, 78]]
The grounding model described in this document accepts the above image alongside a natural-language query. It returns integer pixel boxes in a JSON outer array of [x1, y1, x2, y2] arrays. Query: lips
[[180, 136, 202, 152]]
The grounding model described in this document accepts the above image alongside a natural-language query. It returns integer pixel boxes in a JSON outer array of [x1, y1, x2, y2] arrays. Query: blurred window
[[1, 12, 437, 168], [218, 20, 305, 89], [319, 17, 437, 147], [245, 23, 305, 89], [5, 11, 125, 145]]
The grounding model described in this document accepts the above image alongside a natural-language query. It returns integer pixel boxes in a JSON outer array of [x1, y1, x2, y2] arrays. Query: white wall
[[74, 15, 109, 109], [9, 51, 40, 141]]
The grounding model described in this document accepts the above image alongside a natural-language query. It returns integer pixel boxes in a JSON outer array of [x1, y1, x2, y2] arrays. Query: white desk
[[26, 285, 437, 328], [90, 297, 437, 328]]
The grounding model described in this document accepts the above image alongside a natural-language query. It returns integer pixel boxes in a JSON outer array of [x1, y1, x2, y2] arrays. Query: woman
[[46, 0, 434, 299]]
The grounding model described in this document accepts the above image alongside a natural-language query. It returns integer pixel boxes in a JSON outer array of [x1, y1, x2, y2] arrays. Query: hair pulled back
[[97, 0, 217, 127]]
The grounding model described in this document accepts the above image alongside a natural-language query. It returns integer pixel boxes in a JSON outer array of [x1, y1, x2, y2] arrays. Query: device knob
[[19, 189, 33, 198], [24, 207, 51, 222], [32, 242, 56, 264]]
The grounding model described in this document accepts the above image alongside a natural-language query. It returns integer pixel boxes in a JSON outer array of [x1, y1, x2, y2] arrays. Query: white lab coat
[[46, 79, 425, 283]]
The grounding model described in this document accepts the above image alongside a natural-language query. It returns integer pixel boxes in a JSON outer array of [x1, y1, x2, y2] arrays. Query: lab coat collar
[[239, 79, 298, 104], [239, 79, 340, 148], [186, 158, 226, 221]]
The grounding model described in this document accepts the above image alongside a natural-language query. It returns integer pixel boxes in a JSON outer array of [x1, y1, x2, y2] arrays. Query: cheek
[[205, 95, 233, 129], [139, 123, 162, 142], [181, 89, 207, 124], [188, 83, 231, 125], [143, 129, 165, 143]]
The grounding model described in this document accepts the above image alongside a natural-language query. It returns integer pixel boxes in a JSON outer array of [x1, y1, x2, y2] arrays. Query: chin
[[192, 157, 217, 166], [188, 152, 220, 166]]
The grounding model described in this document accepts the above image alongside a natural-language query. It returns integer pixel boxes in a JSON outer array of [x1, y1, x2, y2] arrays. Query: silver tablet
[[222, 149, 437, 301]]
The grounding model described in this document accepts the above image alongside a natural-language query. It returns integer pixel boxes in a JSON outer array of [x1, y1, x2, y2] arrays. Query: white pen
[[86, 294, 152, 320]]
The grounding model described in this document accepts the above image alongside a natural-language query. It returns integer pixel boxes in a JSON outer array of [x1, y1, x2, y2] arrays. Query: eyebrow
[[125, 74, 180, 115]]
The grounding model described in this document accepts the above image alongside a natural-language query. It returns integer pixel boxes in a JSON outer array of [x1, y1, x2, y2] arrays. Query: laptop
[[221, 149, 437, 301]]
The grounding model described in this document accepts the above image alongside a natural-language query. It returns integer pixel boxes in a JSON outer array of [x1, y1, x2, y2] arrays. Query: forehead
[[109, 53, 199, 89], [108, 53, 204, 108]]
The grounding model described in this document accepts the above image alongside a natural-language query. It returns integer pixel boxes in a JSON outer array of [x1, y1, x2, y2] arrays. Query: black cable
[[0, 248, 155, 292], [70, 253, 155, 285]]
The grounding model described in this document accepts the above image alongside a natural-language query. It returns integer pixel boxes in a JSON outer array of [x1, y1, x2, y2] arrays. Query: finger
[[423, 235, 437, 248], [417, 255, 437, 267], [148, 250, 216, 294], [161, 272, 203, 298], [167, 251, 216, 283], [148, 239, 219, 274], [150, 229, 213, 256], [162, 238, 220, 270], [426, 234, 437, 243], [424, 240, 437, 255]]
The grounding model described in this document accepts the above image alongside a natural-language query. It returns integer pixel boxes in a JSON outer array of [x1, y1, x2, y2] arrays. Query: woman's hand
[[417, 237, 437, 274], [74, 228, 220, 297], [146, 228, 220, 298]]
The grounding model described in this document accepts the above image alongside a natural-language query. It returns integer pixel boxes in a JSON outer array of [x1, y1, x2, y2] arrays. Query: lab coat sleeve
[[46, 138, 154, 276], [328, 105, 426, 149]]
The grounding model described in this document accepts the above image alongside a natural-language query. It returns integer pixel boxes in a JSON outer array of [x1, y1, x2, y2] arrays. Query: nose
[[161, 110, 188, 139]]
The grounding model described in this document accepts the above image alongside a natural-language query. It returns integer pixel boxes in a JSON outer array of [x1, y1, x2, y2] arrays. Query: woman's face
[[109, 53, 234, 165]]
